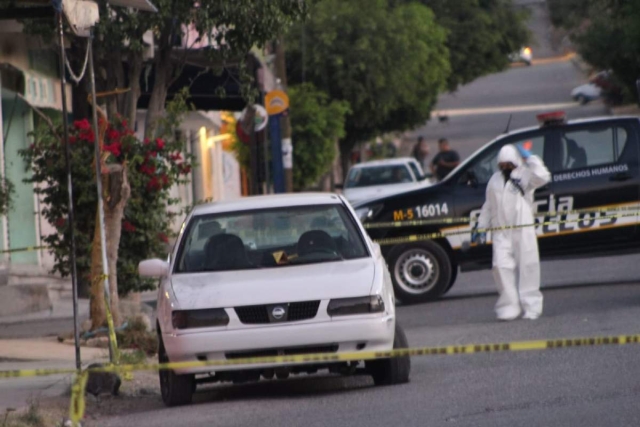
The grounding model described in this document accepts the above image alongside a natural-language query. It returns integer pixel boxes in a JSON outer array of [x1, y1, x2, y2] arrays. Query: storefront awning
[[0, 62, 72, 112]]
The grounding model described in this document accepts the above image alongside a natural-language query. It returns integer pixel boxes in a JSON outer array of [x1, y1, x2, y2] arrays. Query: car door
[[544, 119, 640, 253], [452, 130, 554, 268]]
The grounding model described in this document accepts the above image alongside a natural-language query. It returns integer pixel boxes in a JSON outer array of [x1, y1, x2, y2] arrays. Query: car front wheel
[[368, 323, 411, 386], [159, 337, 195, 407], [388, 241, 452, 304]]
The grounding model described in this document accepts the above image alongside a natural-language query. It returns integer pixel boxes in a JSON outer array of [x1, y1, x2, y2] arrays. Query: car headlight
[[172, 308, 230, 329], [327, 295, 385, 317]]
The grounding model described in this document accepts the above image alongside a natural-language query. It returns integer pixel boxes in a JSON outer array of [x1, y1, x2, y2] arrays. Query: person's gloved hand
[[517, 144, 531, 159], [471, 224, 487, 245]]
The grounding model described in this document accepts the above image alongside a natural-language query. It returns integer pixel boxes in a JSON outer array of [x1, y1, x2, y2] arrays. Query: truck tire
[[368, 323, 411, 386], [159, 337, 194, 407], [443, 263, 459, 295], [388, 241, 452, 304]]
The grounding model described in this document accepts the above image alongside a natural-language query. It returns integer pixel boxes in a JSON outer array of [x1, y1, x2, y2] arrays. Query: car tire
[[368, 323, 411, 386], [388, 241, 452, 304], [158, 337, 195, 407]]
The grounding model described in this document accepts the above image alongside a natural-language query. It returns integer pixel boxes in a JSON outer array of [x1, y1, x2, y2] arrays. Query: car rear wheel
[[388, 241, 452, 304], [159, 337, 194, 407], [368, 323, 410, 386]]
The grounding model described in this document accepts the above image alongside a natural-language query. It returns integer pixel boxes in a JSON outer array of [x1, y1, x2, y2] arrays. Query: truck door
[[544, 119, 640, 253]]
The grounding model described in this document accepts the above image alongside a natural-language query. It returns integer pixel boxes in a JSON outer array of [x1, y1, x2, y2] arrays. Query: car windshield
[[345, 165, 413, 188], [174, 204, 369, 273]]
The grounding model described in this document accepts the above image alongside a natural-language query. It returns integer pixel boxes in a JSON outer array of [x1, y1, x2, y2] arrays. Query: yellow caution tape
[[0, 245, 49, 254], [364, 205, 640, 229], [69, 371, 88, 427], [3, 333, 639, 381], [373, 211, 639, 246]]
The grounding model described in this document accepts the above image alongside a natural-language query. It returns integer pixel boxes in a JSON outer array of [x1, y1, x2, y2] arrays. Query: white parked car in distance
[[340, 158, 433, 205], [139, 193, 410, 406]]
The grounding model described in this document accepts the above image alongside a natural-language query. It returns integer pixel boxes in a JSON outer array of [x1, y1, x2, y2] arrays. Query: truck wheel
[[159, 338, 194, 407], [443, 263, 458, 295], [388, 241, 452, 304], [368, 323, 411, 386]]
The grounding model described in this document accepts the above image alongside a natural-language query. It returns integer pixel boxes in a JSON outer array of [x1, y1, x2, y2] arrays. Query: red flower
[[68, 136, 77, 144], [123, 221, 136, 232], [140, 162, 156, 176], [143, 138, 150, 145], [146, 176, 161, 192], [73, 119, 91, 131], [155, 138, 165, 150], [104, 142, 122, 158], [79, 130, 95, 144], [106, 129, 120, 141], [54, 217, 66, 228], [160, 174, 169, 187], [158, 233, 169, 243], [169, 152, 182, 162], [179, 164, 192, 175]]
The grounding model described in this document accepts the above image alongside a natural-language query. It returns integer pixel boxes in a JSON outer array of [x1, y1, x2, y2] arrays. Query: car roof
[[191, 192, 344, 216], [350, 157, 416, 169]]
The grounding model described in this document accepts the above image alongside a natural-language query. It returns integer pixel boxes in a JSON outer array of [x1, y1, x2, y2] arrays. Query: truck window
[[556, 125, 628, 171], [460, 135, 545, 186]]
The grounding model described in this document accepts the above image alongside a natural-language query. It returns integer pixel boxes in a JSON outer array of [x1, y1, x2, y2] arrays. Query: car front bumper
[[162, 314, 395, 374]]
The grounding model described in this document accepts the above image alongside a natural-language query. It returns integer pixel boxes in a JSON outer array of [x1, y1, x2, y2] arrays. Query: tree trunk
[[125, 53, 144, 128], [89, 164, 131, 329]]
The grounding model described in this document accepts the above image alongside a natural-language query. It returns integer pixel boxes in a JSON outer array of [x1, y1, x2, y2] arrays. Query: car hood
[[170, 258, 376, 309], [344, 181, 431, 204]]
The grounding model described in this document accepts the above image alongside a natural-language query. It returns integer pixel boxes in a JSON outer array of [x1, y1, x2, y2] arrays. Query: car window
[[345, 165, 413, 188], [174, 204, 369, 273], [555, 124, 632, 172], [459, 135, 545, 186], [408, 162, 422, 180]]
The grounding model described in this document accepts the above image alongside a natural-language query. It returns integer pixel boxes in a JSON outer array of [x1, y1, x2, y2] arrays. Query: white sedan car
[[341, 158, 433, 205], [139, 193, 410, 406]]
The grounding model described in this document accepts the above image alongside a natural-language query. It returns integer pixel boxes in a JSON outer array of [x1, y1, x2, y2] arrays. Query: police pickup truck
[[352, 112, 640, 304]]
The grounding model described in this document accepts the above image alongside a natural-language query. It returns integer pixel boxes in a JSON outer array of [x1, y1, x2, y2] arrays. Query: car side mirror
[[461, 171, 478, 188], [139, 259, 170, 278]]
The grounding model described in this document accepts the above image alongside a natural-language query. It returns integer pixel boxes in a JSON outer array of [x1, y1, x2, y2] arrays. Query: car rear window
[[346, 165, 413, 188], [174, 204, 369, 273]]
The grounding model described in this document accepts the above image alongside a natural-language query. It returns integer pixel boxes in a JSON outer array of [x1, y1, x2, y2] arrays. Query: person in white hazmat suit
[[473, 143, 551, 320]]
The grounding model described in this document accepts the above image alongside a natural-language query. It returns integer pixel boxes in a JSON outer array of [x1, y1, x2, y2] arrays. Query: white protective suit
[[477, 144, 551, 320]]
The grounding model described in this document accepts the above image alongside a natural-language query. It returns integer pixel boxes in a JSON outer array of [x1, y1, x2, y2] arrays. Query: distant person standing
[[412, 136, 430, 170], [431, 138, 460, 180]]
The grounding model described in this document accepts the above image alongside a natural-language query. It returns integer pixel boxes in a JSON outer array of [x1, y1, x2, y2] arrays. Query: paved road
[[95, 278, 640, 427]]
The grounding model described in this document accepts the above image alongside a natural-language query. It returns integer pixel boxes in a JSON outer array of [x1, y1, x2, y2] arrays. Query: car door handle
[[610, 173, 632, 182]]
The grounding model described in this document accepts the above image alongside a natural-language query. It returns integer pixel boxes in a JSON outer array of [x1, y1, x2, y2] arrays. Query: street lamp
[[53, 0, 157, 370]]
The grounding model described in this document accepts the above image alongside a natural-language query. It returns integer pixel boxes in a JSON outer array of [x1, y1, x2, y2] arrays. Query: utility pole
[[274, 37, 293, 192]]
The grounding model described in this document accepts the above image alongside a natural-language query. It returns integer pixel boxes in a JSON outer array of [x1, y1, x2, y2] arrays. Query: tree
[[18, 1, 310, 132], [289, 83, 350, 191], [286, 0, 450, 172], [548, 0, 640, 104], [20, 93, 194, 327], [405, 0, 531, 92]]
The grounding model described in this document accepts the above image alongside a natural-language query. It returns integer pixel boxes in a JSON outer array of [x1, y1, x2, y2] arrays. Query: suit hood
[[498, 144, 523, 167]]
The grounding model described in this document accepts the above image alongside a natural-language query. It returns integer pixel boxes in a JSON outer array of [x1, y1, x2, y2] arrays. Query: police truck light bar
[[537, 111, 566, 127]]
